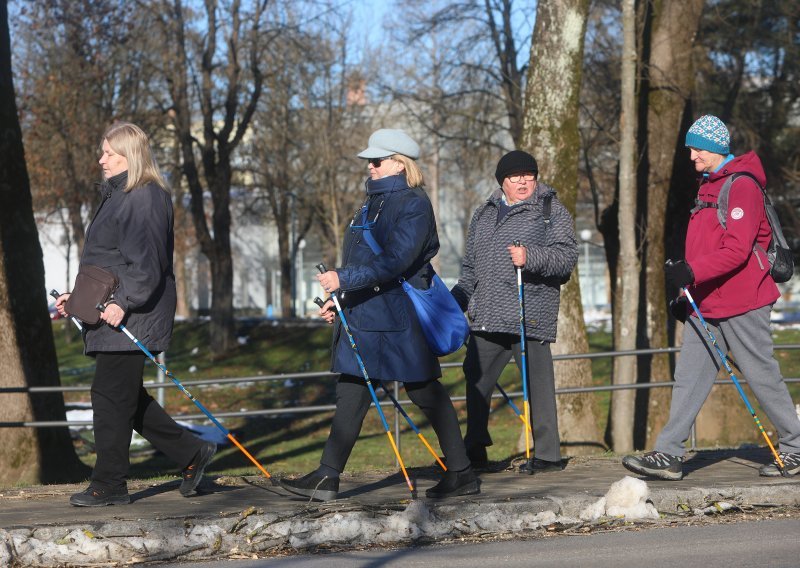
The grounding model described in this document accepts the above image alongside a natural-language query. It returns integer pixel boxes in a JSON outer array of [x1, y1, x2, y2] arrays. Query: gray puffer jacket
[[79, 171, 176, 354], [451, 183, 577, 342]]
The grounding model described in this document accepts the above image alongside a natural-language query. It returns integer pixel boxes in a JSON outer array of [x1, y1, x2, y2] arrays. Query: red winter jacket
[[685, 151, 780, 318]]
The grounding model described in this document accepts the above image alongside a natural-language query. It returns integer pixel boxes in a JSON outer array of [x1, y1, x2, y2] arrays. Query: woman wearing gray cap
[[279, 129, 479, 500]]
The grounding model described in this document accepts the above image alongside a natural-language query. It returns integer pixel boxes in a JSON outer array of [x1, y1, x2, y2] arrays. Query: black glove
[[669, 295, 689, 323], [664, 259, 694, 289]]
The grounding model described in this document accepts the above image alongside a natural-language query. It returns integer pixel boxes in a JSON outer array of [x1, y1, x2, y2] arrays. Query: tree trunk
[[157, 0, 266, 355], [642, 0, 704, 448], [610, 0, 639, 453], [522, 0, 603, 455], [277, 217, 293, 318], [0, 2, 88, 484], [209, 243, 235, 355], [172, 145, 192, 319]]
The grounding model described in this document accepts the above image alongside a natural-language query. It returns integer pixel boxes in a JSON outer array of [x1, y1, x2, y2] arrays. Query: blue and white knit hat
[[685, 115, 730, 154]]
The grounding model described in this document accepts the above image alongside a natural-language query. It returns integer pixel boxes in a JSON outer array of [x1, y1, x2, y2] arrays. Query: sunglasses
[[368, 157, 392, 167]]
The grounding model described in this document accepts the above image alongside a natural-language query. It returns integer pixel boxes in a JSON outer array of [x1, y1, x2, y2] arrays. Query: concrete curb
[[3, 480, 799, 567], [2, 449, 798, 567]]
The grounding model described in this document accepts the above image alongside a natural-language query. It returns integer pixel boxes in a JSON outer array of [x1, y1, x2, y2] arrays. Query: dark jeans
[[463, 332, 561, 463], [320, 374, 471, 473], [90, 351, 202, 489]]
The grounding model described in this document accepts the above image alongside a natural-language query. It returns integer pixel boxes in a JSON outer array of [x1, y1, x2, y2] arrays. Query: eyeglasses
[[507, 173, 536, 183], [368, 157, 392, 167]]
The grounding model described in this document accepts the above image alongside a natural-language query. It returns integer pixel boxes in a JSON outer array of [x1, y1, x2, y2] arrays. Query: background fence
[[3, 345, 799, 454]]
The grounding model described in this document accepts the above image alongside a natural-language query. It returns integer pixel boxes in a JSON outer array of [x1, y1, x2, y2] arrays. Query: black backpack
[[691, 172, 794, 283]]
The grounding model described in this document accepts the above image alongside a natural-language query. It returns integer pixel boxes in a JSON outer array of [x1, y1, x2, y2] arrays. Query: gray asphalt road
[[157, 518, 800, 567]]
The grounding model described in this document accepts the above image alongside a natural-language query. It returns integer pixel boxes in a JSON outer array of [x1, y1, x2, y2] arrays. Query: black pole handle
[[513, 239, 521, 247], [95, 303, 106, 313], [316, 263, 327, 274], [313, 297, 325, 308], [49, 289, 61, 300]]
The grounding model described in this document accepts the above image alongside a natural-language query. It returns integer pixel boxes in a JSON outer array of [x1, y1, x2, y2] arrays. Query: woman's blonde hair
[[101, 122, 168, 192], [391, 154, 424, 188]]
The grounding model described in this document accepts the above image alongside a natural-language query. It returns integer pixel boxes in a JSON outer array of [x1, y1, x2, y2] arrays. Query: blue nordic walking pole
[[495, 383, 531, 432], [313, 296, 446, 472], [377, 382, 448, 472], [49, 289, 273, 481], [315, 264, 417, 496], [513, 240, 533, 459], [681, 287, 787, 476]]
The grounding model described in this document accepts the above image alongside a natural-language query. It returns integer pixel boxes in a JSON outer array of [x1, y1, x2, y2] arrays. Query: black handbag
[[65, 265, 119, 325]]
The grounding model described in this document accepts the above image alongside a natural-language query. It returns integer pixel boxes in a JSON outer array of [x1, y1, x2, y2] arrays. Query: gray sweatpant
[[656, 304, 800, 457], [463, 332, 561, 463]]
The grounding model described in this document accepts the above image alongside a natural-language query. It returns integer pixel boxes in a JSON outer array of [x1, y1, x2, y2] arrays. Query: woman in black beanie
[[451, 149, 578, 473]]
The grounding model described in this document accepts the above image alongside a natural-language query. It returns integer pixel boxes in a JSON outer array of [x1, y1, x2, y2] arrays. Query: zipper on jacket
[[753, 244, 766, 270]]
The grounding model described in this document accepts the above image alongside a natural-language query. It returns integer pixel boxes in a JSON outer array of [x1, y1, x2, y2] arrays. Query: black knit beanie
[[495, 150, 538, 185]]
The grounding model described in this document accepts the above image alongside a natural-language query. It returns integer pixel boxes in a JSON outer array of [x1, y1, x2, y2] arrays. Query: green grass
[[54, 320, 800, 480]]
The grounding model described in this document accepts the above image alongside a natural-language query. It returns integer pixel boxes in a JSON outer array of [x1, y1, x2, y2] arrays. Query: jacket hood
[[707, 151, 766, 187]]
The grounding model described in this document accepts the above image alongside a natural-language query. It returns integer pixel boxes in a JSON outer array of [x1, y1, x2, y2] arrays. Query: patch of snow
[[580, 476, 659, 521]]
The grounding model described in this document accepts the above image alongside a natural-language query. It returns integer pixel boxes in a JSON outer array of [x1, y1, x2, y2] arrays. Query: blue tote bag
[[359, 213, 469, 356], [400, 273, 469, 356]]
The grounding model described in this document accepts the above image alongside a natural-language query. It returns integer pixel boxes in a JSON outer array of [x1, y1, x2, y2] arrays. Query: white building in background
[[38, 197, 799, 322]]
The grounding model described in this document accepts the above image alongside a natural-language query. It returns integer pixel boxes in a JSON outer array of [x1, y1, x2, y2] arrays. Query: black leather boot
[[279, 471, 339, 501], [425, 468, 480, 498], [519, 457, 564, 475]]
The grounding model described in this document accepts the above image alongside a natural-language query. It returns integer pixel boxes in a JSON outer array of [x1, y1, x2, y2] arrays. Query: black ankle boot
[[466, 446, 489, 468], [279, 471, 339, 501], [519, 457, 564, 475], [425, 468, 480, 499]]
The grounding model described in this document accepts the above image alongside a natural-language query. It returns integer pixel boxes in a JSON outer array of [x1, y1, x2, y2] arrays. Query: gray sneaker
[[759, 452, 800, 477], [622, 451, 683, 481]]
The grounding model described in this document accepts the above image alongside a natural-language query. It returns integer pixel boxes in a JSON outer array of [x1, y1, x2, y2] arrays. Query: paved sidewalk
[[1, 448, 799, 566]]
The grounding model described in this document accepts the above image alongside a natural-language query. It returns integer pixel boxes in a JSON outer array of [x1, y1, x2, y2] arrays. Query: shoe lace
[[777, 452, 800, 467], [644, 451, 678, 467]]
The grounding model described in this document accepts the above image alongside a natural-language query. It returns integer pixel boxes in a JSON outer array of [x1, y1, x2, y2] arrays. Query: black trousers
[[320, 374, 471, 473], [462, 332, 561, 463], [90, 351, 202, 489]]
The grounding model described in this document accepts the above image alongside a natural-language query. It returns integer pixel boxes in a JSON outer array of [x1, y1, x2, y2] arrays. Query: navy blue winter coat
[[331, 174, 441, 382], [80, 171, 177, 354]]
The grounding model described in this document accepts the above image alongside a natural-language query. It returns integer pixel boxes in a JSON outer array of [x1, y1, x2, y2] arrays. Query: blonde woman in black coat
[[56, 122, 215, 506]]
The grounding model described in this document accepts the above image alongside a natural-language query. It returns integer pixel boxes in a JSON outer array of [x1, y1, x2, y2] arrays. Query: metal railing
[[3, 345, 799, 443]]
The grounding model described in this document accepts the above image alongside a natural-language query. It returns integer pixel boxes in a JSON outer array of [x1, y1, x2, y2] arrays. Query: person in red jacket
[[622, 115, 800, 480]]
